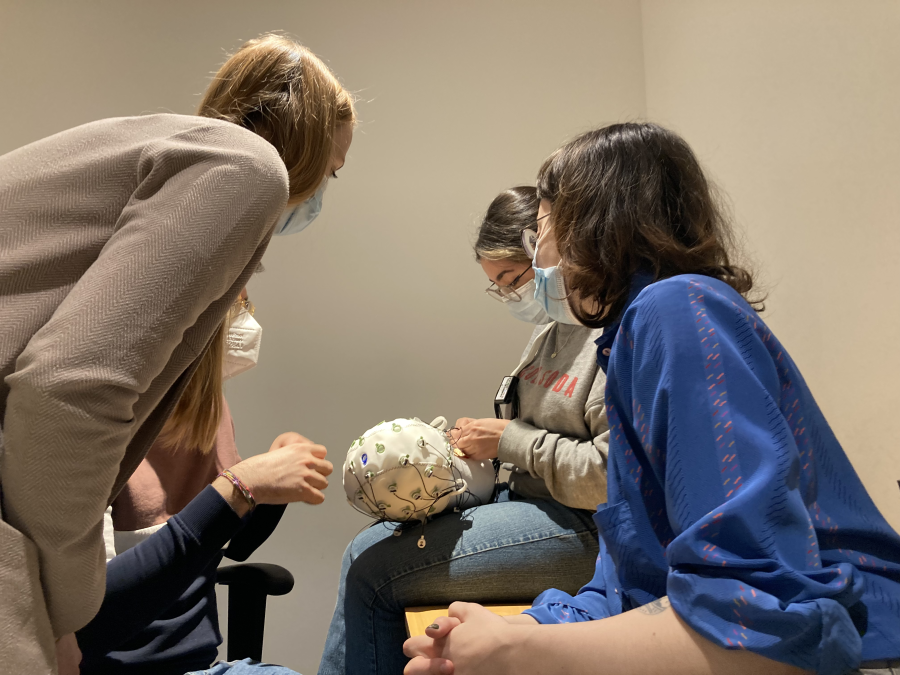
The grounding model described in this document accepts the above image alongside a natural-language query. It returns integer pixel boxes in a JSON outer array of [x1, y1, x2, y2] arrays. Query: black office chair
[[217, 563, 294, 661]]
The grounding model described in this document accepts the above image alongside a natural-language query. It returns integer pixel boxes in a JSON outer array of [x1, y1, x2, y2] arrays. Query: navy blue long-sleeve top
[[525, 274, 900, 674], [77, 486, 286, 675]]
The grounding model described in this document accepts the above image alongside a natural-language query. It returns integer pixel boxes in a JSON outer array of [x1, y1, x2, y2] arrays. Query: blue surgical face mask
[[532, 241, 582, 325], [273, 180, 326, 236], [505, 279, 553, 324]]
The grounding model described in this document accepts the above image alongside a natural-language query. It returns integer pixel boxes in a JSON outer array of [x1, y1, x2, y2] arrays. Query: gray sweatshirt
[[499, 322, 609, 511]]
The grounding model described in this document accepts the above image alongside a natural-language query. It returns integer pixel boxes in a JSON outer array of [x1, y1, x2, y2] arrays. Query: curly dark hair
[[473, 186, 539, 264], [536, 122, 760, 328]]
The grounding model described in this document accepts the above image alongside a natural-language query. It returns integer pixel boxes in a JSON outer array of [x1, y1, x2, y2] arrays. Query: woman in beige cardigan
[[0, 34, 354, 674]]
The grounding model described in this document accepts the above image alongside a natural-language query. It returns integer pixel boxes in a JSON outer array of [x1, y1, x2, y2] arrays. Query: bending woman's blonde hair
[[162, 34, 355, 453], [198, 33, 356, 203], [158, 304, 238, 454]]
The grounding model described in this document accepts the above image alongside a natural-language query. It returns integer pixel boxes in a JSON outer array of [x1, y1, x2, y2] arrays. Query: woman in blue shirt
[[403, 123, 900, 675]]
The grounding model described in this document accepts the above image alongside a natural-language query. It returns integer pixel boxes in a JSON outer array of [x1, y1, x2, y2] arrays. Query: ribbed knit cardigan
[[0, 114, 287, 662]]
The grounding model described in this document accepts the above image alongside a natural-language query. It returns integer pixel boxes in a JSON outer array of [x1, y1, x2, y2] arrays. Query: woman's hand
[[404, 615, 462, 675], [216, 433, 333, 514], [404, 602, 529, 675], [266, 431, 309, 452], [451, 418, 510, 460]]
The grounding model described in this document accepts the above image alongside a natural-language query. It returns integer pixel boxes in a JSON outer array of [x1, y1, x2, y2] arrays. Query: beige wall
[[0, 1, 646, 670], [640, 0, 900, 531], [1, 0, 897, 671]]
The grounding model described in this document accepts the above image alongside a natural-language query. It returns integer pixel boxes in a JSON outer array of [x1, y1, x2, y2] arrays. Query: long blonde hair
[[198, 33, 356, 203], [158, 305, 236, 453]]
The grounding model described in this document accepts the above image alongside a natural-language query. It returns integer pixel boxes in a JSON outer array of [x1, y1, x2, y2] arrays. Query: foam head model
[[343, 417, 496, 523]]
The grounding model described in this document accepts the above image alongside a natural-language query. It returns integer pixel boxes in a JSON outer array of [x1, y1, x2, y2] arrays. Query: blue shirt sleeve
[[612, 278, 865, 674], [524, 535, 619, 623]]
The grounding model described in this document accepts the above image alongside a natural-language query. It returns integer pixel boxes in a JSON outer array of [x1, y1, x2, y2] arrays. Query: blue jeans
[[317, 491, 599, 675], [187, 658, 299, 674]]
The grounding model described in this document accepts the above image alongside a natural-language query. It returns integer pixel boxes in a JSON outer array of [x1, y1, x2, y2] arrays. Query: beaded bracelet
[[218, 469, 256, 510]]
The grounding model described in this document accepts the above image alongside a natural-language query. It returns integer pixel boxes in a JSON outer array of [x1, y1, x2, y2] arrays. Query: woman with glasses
[[317, 186, 610, 675]]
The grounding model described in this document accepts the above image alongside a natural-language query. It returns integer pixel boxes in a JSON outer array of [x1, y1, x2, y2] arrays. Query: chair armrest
[[217, 563, 294, 661], [217, 562, 294, 596]]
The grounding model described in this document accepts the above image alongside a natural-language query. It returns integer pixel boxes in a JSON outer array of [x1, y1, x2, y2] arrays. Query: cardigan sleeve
[[1, 123, 287, 636]]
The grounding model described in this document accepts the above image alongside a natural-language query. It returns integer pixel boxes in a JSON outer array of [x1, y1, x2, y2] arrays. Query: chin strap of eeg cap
[[415, 478, 469, 549], [441, 478, 468, 501], [418, 416, 468, 548]]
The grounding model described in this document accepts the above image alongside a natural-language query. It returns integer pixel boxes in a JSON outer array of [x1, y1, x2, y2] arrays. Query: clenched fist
[[216, 433, 333, 514]]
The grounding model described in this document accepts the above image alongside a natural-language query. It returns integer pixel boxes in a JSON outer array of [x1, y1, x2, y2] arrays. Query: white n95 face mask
[[273, 180, 326, 236], [223, 310, 262, 380], [505, 279, 553, 324]]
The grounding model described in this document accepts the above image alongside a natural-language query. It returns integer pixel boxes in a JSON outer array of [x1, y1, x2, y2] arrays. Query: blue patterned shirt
[[525, 274, 900, 674]]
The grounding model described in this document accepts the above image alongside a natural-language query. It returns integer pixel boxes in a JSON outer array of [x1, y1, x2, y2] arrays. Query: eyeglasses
[[485, 267, 532, 303], [233, 296, 256, 316]]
